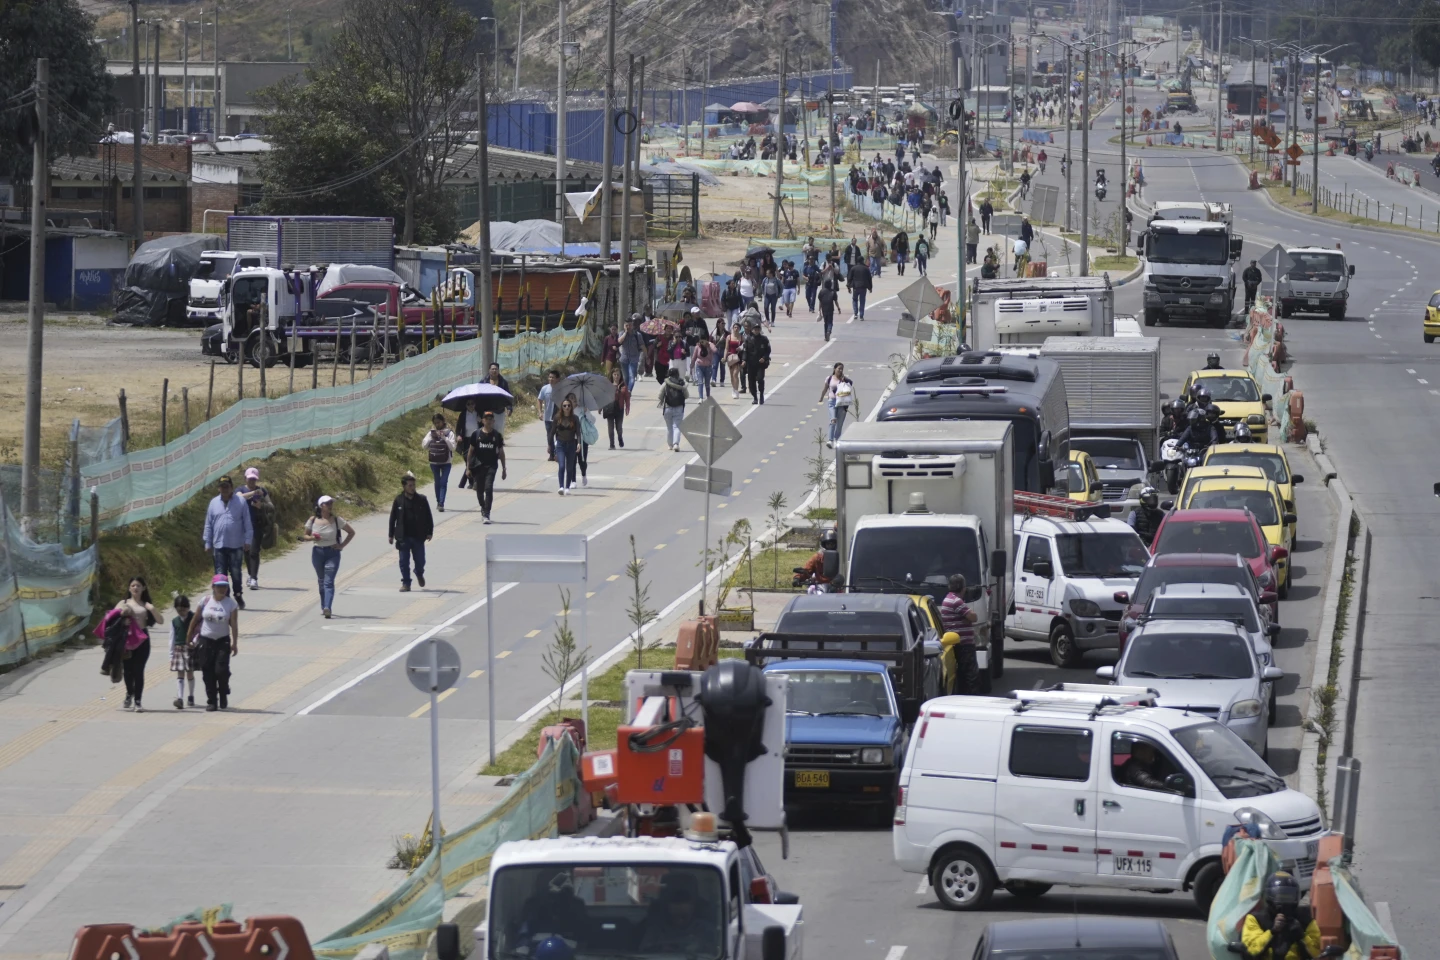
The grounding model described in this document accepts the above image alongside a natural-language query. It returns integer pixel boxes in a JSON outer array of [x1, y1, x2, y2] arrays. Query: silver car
[[1138, 582, 1282, 722], [1097, 619, 1283, 757]]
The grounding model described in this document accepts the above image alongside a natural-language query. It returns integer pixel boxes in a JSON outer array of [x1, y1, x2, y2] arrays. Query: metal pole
[[828, 35, 837, 231], [130, 2, 144, 243], [1008, 37, 1016, 173], [581, 540, 590, 736], [699, 403, 715, 616], [182, 21, 190, 135], [957, 90, 968, 338], [1215, 0, 1223, 149], [1065, 48, 1073, 231], [702, 52, 710, 159], [1249, 41, 1256, 164], [1311, 50, 1321, 213], [1081, 47, 1090, 276], [21, 58, 48, 518], [618, 55, 634, 325], [599, 0, 615, 259], [1291, 50, 1299, 195], [477, 54, 495, 372], [428, 638, 444, 890], [773, 43, 787, 239], [555, 0, 569, 251], [514, 0, 523, 93], [213, 6, 220, 138], [1119, 45, 1127, 255], [485, 577, 496, 765]]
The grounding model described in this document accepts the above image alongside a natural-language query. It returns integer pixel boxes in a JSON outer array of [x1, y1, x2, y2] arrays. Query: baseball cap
[[402, 470, 416, 483], [317, 495, 334, 507], [211, 575, 230, 588], [218, 475, 233, 485], [245, 467, 260, 480]]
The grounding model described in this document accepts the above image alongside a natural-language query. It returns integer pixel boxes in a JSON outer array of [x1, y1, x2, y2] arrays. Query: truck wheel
[[1279, 301, 1292, 319], [1049, 623, 1084, 669], [1144, 308, 1160, 326], [932, 847, 995, 911], [1330, 307, 1345, 321], [1191, 860, 1224, 914], [1427, 334, 1436, 343], [1004, 881, 1052, 899]]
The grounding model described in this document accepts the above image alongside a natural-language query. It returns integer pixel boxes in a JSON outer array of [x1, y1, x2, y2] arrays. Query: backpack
[[426, 429, 452, 464], [664, 383, 685, 407]]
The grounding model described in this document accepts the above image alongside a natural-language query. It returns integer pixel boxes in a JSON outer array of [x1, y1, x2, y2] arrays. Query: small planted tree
[[803, 427, 834, 499], [767, 490, 789, 589], [711, 518, 753, 613], [625, 534, 660, 667], [541, 588, 588, 713]]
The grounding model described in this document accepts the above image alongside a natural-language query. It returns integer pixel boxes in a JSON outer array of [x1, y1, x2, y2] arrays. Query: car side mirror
[[1164, 772, 1193, 792], [1161, 499, 1175, 510], [1292, 474, 1304, 484], [1263, 665, 1284, 681], [1270, 545, 1289, 561], [1032, 561, 1053, 579], [1040, 460, 1057, 491], [1267, 622, 1281, 638], [1348, 265, 1355, 276], [963, 585, 983, 603], [1262, 393, 1273, 402], [1089, 481, 1104, 494], [1095, 665, 1116, 680], [991, 549, 1008, 578], [900, 700, 921, 724], [1283, 513, 1297, 525], [762, 926, 787, 960], [1260, 590, 1278, 606], [1113, 590, 1130, 603]]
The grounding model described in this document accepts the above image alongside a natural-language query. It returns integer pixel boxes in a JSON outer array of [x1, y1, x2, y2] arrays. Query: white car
[[1097, 619, 1282, 756]]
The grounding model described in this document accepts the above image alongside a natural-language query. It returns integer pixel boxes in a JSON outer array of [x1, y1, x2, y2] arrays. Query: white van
[[892, 685, 1326, 913]]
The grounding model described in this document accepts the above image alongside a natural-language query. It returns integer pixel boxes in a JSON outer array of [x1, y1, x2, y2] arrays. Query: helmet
[[1169, 398, 1187, 418], [1234, 423, 1253, 442], [1192, 386, 1212, 407], [1188, 408, 1204, 424], [1205, 352, 1222, 369], [1265, 871, 1301, 910], [1206, 406, 1222, 421], [533, 938, 574, 960], [1139, 486, 1159, 509]]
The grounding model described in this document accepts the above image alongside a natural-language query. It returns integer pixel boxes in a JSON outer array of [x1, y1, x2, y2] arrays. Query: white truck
[[187, 250, 275, 324], [1005, 492, 1149, 668], [1040, 336, 1161, 506], [1147, 200, 1232, 225], [833, 420, 1015, 681], [1274, 245, 1355, 320], [967, 276, 1115, 352], [1136, 215, 1245, 327]]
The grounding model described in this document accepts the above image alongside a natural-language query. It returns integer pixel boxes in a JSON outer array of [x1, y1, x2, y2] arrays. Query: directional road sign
[[1258, 243, 1295, 278], [681, 396, 742, 465], [406, 638, 462, 694], [897, 276, 945, 324], [683, 464, 733, 495], [895, 316, 935, 342]]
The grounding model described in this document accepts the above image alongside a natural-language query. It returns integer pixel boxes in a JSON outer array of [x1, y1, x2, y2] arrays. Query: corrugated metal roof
[[50, 155, 184, 183]]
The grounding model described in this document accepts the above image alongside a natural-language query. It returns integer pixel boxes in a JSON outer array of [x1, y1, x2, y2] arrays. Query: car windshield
[[1154, 520, 1261, 558], [778, 670, 893, 716], [1429, 293, 1440, 309], [1147, 231, 1229, 265], [330, 287, 392, 305], [1134, 565, 1255, 605], [849, 526, 980, 598], [199, 257, 236, 281], [1289, 252, 1346, 280], [1200, 376, 1261, 402], [1054, 532, 1149, 578], [1124, 631, 1254, 679], [1207, 452, 1290, 484], [1187, 488, 1280, 526], [1148, 595, 1261, 632], [1173, 721, 1285, 799], [489, 863, 725, 959], [1071, 437, 1145, 470]]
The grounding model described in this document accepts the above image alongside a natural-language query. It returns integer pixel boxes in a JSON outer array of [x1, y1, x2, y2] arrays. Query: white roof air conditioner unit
[[994, 297, 1093, 336], [873, 454, 967, 479]]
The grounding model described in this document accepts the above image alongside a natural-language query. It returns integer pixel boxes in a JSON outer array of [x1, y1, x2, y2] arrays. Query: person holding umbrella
[[561, 372, 613, 489]]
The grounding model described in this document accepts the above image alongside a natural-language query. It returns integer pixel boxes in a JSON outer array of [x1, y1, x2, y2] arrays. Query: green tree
[[0, 0, 114, 183], [256, 0, 476, 244]]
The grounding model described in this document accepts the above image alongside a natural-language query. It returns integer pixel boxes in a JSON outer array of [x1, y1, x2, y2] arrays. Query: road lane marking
[[915, 877, 930, 895], [1420, 379, 1430, 385], [655, 543, 667, 550], [606, 574, 619, 581], [469, 669, 484, 678], [496, 650, 513, 658], [524, 630, 540, 638], [1408, 369, 1417, 374], [437, 688, 456, 702], [883, 948, 908, 960]]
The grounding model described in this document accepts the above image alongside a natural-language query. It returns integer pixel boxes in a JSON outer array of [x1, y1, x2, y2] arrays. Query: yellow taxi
[[1424, 291, 1440, 343], [1203, 443, 1304, 531], [1064, 450, 1103, 502], [1179, 470, 1296, 597], [1182, 368, 1271, 443]]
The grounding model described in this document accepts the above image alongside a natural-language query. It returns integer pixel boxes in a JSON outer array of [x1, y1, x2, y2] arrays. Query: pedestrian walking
[[780, 260, 799, 318], [847, 259, 873, 320], [537, 368, 561, 462], [466, 411, 506, 523], [422, 413, 457, 512], [966, 218, 980, 264], [980, 197, 994, 233], [817, 280, 838, 342], [113, 577, 159, 711], [721, 280, 743, 327], [712, 319, 728, 387], [388, 472, 434, 591], [659, 367, 689, 450], [742, 320, 772, 405], [726, 322, 745, 398], [761, 267, 781, 327], [601, 323, 619, 379], [170, 594, 196, 709], [691, 332, 714, 400], [803, 259, 821, 314], [654, 329, 673, 384], [603, 366, 631, 449], [940, 573, 981, 695], [186, 575, 239, 712], [914, 235, 931, 276], [202, 475, 252, 610], [891, 230, 910, 276], [738, 271, 755, 310], [867, 231, 886, 277], [238, 467, 274, 590], [819, 362, 857, 445], [304, 495, 354, 619], [927, 204, 940, 240], [554, 397, 581, 493], [455, 397, 482, 488], [618, 315, 643, 391]]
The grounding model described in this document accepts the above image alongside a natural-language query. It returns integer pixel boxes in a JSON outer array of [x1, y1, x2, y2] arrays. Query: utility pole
[[214, 7, 220, 138], [681, 49, 688, 153], [1080, 46, 1091, 276], [1290, 49, 1299, 196], [477, 51, 495, 371], [957, 85, 968, 339], [21, 58, 48, 518], [828, 25, 837, 232], [1119, 45, 1127, 255], [772, 43, 787, 239], [1215, 0, 1223, 149], [599, 0, 615, 259], [286, 8, 292, 61], [618, 55, 635, 326], [1007, 35, 1016, 172], [182, 20, 190, 135], [1311, 50, 1321, 213], [555, 0, 569, 251], [1065, 48, 1073, 231], [635, 56, 645, 189], [130, 0, 144, 243], [514, 1, 524, 93], [1249, 40, 1256, 163], [701, 52, 710, 159]]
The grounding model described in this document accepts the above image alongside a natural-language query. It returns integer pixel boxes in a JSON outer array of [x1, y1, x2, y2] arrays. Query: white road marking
[[915, 877, 930, 895], [1419, 379, 1429, 385], [883, 948, 908, 960], [1407, 369, 1417, 374]]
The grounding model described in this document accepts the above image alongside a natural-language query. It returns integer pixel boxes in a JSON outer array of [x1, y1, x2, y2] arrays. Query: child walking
[[170, 595, 196, 709]]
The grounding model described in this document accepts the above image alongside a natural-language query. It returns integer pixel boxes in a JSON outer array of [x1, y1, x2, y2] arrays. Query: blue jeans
[[763, 294, 779, 324], [829, 402, 850, 442], [620, 357, 639, 391], [663, 405, 685, 447], [868, 255, 882, 276], [429, 462, 452, 507], [213, 546, 244, 600], [397, 537, 426, 587], [712, 358, 724, 384], [694, 365, 710, 399], [311, 546, 340, 610], [851, 288, 868, 318], [557, 438, 578, 488]]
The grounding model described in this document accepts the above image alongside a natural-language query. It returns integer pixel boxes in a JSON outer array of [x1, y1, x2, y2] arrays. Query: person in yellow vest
[[1240, 871, 1323, 959]]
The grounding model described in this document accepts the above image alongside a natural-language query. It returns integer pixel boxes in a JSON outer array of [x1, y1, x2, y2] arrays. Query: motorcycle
[[1364, 145, 1374, 162], [791, 567, 832, 594], [1157, 438, 1203, 495], [1095, 182, 1108, 201]]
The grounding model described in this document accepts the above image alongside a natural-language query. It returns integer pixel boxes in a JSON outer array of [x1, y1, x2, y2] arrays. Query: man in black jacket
[[817, 280, 839, 341], [388, 472, 435, 592], [847, 260, 874, 320], [1242, 260, 1263, 312], [741, 320, 772, 405]]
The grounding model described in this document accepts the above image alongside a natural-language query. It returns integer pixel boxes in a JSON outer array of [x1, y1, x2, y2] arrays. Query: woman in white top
[[304, 495, 356, 618], [113, 577, 160, 711], [817, 362, 858, 446], [185, 575, 240, 711]]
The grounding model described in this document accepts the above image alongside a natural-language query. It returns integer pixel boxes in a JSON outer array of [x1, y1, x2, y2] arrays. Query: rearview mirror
[[1161, 499, 1175, 510], [1293, 475, 1304, 484], [1262, 393, 1273, 402], [762, 926, 787, 960], [1113, 590, 1130, 603], [991, 549, 1008, 578], [1262, 665, 1284, 681], [1283, 513, 1297, 525], [1095, 665, 1116, 680], [1270, 545, 1289, 561], [1260, 590, 1278, 606], [1089, 481, 1104, 494], [774, 890, 800, 905], [1032, 561, 1054, 579], [1348, 264, 1355, 276], [1164, 772, 1193, 792], [1267, 623, 1281, 638], [963, 585, 983, 603]]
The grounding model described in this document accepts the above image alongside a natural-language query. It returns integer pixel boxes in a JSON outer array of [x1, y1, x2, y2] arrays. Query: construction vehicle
[[479, 660, 804, 959]]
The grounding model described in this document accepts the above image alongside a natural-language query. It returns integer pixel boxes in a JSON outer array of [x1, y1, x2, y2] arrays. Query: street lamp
[[479, 16, 501, 89], [1300, 43, 1350, 212]]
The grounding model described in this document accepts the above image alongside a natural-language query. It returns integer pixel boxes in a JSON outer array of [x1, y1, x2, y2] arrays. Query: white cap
[[317, 495, 334, 506]]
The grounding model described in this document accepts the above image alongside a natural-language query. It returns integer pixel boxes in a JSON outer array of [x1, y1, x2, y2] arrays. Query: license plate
[[1178, 297, 1192, 305], [1307, 298, 1320, 305], [794, 770, 830, 788], [1113, 855, 1153, 876]]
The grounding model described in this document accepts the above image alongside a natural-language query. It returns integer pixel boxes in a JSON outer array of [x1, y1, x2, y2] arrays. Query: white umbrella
[[441, 382, 513, 412]]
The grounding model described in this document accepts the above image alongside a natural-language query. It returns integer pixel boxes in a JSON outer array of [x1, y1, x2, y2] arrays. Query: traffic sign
[[897, 276, 945, 326], [406, 638, 462, 694], [681, 396, 742, 465], [1286, 143, 1304, 160], [896, 316, 936, 342], [683, 464, 733, 495], [1258, 243, 1295, 278]]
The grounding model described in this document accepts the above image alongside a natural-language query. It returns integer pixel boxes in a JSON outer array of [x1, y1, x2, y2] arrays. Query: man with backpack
[[238, 467, 275, 591], [740, 319, 772, 405]]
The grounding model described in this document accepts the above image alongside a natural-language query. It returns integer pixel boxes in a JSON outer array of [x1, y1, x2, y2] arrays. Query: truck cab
[[1138, 219, 1245, 327], [188, 250, 270, 323], [1274, 246, 1354, 320]]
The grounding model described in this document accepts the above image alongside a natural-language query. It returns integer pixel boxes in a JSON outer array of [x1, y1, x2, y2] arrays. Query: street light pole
[[1080, 46, 1091, 276], [555, 0, 569, 250], [1065, 48, 1073, 231], [129, 0, 144, 243]]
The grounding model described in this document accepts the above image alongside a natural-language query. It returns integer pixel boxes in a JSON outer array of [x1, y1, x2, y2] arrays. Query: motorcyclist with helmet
[[1127, 486, 1166, 547], [1177, 407, 1223, 453], [1233, 422, 1253, 443], [1161, 397, 1189, 436], [1187, 384, 1214, 419], [1238, 871, 1323, 959], [1205, 352, 1224, 370]]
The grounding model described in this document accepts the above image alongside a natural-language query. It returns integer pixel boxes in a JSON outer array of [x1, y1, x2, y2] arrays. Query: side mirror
[[963, 585, 983, 603], [1260, 590, 1278, 606], [1270, 545, 1289, 561], [1293, 475, 1304, 484], [792, 567, 807, 574], [1164, 772, 1193, 792], [991, 549, 1008, 578], [762, 926, 787, 960], [1348, 264, 1355, 276], [1089, 481, 1104, 494], [1040, 460, 1057, 491], [436, 924, 461, 960], [1095, 665, 1116, 680], [1283, 513, 1297, 525], [1113, 590, 1130, 604], [900, 700, 921, 725], [1262, 393, 1273, 402], [1267, 623, 1281, 638], [1262, 665, 1285, 681], [1161, 499, 1175, 510], [1032, 561, 1054, 579]]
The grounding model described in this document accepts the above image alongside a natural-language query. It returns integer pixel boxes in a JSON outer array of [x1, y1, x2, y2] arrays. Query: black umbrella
[[441, 382, 514, 412], [561, 372, 615, 412]]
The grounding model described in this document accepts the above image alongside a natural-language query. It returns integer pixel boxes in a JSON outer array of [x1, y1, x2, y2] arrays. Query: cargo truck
[[1136, 216, 1245, 327], [967, 276, 1115, 352], [832, 419, 1015, 682], [225, 215, 395, 270], [186, 250, 273, 324]]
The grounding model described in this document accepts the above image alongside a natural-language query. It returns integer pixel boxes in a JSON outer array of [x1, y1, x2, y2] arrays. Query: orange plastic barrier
[[1311, 835, 1345, 949], [675, 616, 719, 670], [72, 918, 315, 960], [1288, 391, 1307, 442]]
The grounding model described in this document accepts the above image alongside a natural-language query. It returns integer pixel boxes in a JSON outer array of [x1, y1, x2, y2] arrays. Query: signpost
[[897, 275, 944, 350], [681, 397, 742, 614], [1258, 243, 1296, 310], [406, 637, 462, 891]]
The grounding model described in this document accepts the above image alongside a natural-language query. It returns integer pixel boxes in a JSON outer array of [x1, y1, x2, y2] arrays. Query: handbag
[[580, 413, 599, 446]]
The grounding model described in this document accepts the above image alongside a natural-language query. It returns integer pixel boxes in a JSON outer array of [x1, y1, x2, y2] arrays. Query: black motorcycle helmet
[[1234, 423, 1253, 442], [1264, 871, 1301, 911], [1205, 352, 1222, 369], [1192, 385, 1212, 408], [1139, 486, 1159, 509], [1169, 398, 1187, 418], [819, 525, 838, 551], [1206, 406, 1222, 422]]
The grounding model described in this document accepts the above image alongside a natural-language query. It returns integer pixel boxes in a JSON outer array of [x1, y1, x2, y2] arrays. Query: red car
[[1114, 552, 1275, 649], [1149, 508, 1284, 614]]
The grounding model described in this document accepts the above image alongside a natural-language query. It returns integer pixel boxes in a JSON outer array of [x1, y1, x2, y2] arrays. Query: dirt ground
[[0, 314, 383, 470]]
